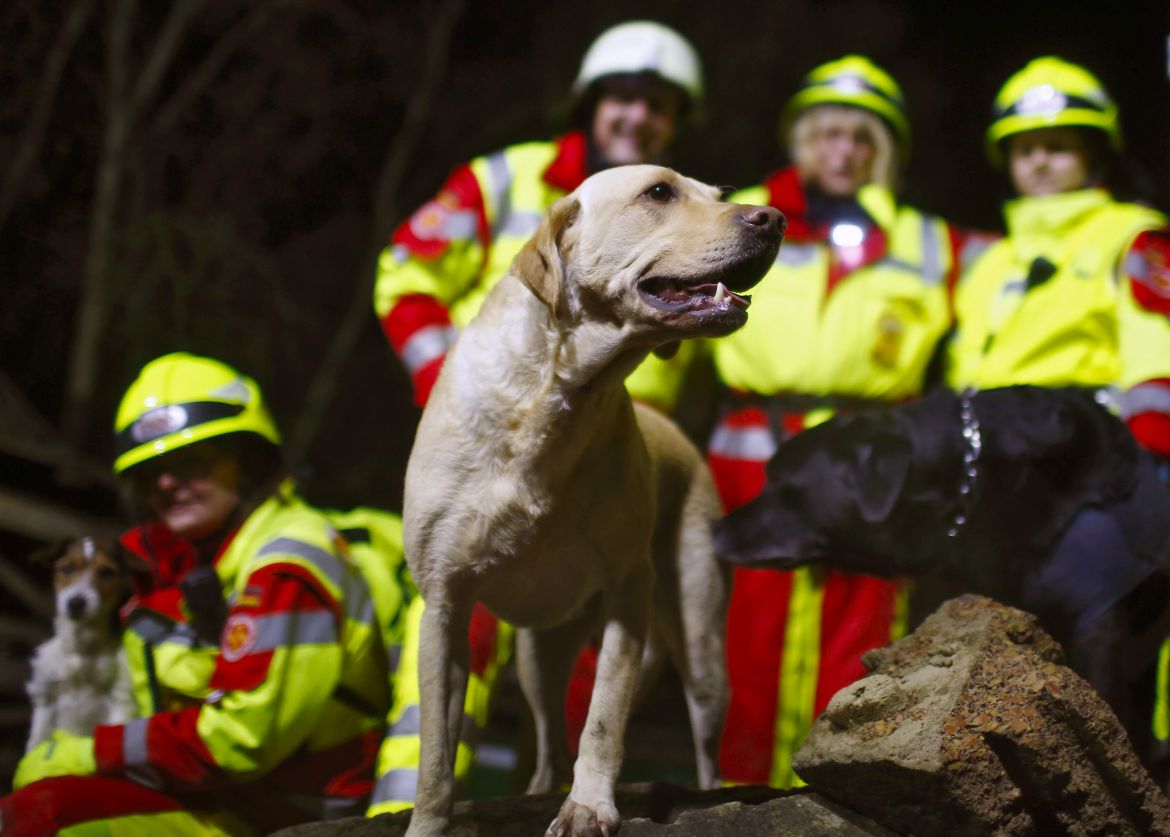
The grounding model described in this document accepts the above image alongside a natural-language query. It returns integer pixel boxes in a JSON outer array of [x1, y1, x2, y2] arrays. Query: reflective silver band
[[258, 537, 346, 591], [1122, 383, 1170, 419], [371, 768, 418, 805], [775, 242, 817, 266], [919, 217, 942, 285], [122, 717, 164, 789], [499, 210, 543, 240], [401, 324, 457, 374], [708, 424, 777, 462], [486, 150, 513, 242], [385, 703, 479, 744], [247, 610, 338, 653]]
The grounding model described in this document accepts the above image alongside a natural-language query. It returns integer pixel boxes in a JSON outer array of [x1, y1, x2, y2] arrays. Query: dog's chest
[[30, 638, 134, 732]]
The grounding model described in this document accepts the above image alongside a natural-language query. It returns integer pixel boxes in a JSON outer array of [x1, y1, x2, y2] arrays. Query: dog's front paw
[[545, 797, 620, 837]]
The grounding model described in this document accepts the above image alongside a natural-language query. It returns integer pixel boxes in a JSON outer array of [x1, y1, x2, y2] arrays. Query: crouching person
[[1, 353, 390, 836]]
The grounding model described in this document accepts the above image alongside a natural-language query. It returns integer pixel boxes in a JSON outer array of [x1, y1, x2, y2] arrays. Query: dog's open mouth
[[637, 245, 776, 315], [637, 276, 751, 313]]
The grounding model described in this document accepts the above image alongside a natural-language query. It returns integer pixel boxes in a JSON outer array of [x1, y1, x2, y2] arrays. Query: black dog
[[716, 385, 1170, 765]]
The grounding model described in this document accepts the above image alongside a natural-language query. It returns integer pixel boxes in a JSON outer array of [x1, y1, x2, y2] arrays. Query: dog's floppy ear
[[512, 195, 579, 316], [853, 433, 911, 524]]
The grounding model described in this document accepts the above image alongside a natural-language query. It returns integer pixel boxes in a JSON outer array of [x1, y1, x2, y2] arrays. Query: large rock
[[794, 594, 1170, 836]]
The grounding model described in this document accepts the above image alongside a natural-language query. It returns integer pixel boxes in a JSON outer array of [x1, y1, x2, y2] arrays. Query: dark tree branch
[[284, 0, 467, 464], [0, 0, 97, 233]]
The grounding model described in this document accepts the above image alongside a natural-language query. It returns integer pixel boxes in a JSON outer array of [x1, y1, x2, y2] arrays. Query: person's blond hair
[[789, 104, 899, 192]]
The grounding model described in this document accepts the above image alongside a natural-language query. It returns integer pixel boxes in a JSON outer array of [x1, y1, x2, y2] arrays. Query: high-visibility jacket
[[947, 188, 1170, 455], [366, 596, 513, 816], [88, 485, 389, 833], [119, 524, 219, 715], [373, 131, 693, 411], [710, 168, 969, 788], [946, 187, 1170, 751]]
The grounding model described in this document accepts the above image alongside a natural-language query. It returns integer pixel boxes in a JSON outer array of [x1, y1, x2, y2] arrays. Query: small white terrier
[[25, 536, 137, 751]]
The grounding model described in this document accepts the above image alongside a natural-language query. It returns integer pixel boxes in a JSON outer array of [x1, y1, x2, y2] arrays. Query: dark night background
[[4, 0, 1170, 512], [2, 0, 1169, 788]]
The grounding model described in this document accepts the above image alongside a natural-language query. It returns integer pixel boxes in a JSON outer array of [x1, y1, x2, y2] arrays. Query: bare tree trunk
[[284, 0, 467, 464], [0, 0, 96, 234], [61, 0, 137, 450], [61, 0, 205, 450]]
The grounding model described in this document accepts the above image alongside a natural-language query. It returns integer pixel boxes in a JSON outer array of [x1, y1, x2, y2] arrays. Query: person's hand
[[13, 731, 96, 788]]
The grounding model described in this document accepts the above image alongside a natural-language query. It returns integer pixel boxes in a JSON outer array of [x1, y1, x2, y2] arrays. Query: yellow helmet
[[573, 21, 704, 108], [782, 55, 910, 149], [986, 56, 1121, 164], [113, 352, 280, 475]]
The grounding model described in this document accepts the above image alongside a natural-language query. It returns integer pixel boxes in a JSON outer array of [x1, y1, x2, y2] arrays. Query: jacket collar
[[762, 167, 896, 240], [1004, 187, 1112, 239], [762, 166, 893, 286]]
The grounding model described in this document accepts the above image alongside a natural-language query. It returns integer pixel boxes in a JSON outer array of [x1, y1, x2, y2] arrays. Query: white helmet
[[573, 21, 703, 107]]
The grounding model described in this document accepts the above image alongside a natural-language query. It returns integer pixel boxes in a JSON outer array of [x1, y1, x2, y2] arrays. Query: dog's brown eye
[[643, 182, 676, 202]]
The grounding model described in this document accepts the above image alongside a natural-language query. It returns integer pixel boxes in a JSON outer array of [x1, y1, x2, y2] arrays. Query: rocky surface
[[795, 594, 1170, 836], [272, 783, 894, 836], [275, 595, 1170, 836]]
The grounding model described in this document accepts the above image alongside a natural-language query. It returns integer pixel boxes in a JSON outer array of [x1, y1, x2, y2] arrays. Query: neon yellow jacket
[[947, 188, 1170, 392], [96, 485, 388, 825], [373, 131, 692, 411], [715, 169, 958, 409]]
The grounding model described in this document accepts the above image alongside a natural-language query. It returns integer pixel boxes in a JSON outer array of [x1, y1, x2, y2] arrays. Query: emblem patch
[[221, 613, 258, 662]]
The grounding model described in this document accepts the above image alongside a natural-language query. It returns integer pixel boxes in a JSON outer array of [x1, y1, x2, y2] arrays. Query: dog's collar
[[947, 390, 983, 539]]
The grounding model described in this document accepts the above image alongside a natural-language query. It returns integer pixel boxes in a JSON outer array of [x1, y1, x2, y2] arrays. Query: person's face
[[591, 76, 684, 166], [804, 114, 876, 197], [1007, 127, 1092, 197], [136, 442, 242, 541]]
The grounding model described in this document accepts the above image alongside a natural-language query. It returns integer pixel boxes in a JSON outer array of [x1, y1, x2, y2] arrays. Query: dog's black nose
[[739, 205, 786, 237], [65, 595, 87, 619]]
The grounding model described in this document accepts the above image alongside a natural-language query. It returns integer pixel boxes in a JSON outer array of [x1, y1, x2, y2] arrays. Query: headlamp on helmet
[[782, 55, 910, 151], [986, 56, 1121, 165], [113, 352, 280, 475]]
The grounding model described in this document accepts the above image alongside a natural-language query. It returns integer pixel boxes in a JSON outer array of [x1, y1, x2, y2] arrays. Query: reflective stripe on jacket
[[367, 595, 513, 816], [323, 506, 415, 681], [373, 132, 691, 411], [708, 406, 908, 789], [709, 169, 945, 788], [947, 188, 1170, 393], [96, 484, 388, 827]]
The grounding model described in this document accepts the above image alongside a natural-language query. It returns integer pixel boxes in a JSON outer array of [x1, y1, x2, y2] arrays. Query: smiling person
[[374, 19, 702, 412], [945, 58, 1170, 771], [2, 353, 404, 836], [948, 56, 1170, 460], [708, 55, 979, 789]]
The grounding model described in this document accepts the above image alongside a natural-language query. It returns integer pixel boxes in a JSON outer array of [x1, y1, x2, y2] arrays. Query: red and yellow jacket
[[710, 169, 978, 789], [98, 485, 388, 832], [373, 131, 692, 412]]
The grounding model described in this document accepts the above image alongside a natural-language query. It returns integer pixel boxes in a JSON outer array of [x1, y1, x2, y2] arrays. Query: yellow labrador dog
[[403, 165, 783, 837]]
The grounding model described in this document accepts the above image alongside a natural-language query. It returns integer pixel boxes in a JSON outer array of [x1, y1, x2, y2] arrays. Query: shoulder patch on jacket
[[221, 613, 258, 662], [1125, 229, 1170, 315]]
